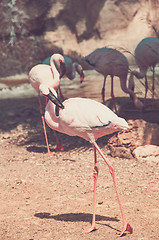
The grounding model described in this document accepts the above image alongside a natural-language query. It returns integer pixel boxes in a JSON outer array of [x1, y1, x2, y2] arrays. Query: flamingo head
[[47, 89, 64, 109], [75, 63, 84, 83], [80, 71, 84, 83], [39, 84, 64, 109]]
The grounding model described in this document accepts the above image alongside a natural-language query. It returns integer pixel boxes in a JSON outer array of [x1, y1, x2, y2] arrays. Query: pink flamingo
[[129, 37, 159, 99], [28, 54, 65, 156], [40, 54, 133, 236], [82, 47, 143, 110], [43, 56, 84, 99]]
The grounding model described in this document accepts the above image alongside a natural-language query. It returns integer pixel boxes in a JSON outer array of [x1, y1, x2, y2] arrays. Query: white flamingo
[[28, 54, 65, 155]]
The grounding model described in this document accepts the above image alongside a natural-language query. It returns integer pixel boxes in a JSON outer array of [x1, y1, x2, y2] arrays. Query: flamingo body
[[83, 47, 128, 78], [135, 37, 159, 69], [45, 96, 128, 142]]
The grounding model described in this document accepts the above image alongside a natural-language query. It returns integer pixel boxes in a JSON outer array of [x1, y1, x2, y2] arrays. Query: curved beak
[[80, 76, 84, 83], [46, 90, 64, 109], [80, 73, 84, 83]]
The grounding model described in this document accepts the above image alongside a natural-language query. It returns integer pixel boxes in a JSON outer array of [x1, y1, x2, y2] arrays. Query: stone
[[109, 146, 133, 159], [2, 133, 11, 139], [133, 145, 159, 162], [109, 120, 159, 151]]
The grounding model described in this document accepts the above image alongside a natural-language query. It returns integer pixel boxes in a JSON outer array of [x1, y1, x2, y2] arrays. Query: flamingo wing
[[60, 98, 127, 130]]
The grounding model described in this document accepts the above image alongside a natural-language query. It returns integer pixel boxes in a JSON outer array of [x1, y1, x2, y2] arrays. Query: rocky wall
[[0, 0, 159, 77]]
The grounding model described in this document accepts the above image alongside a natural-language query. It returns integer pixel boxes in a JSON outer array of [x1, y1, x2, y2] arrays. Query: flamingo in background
[[43, 55, 84, 99], [28, 54, 65, 155], [40, 54, 133, 236], [82, 47, 143, 110], [129, 37, 159, 99]]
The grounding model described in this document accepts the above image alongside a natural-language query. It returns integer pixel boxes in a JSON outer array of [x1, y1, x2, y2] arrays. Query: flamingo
[[39, 54, 133, 236], [28, 54, 65, 155], [82, 47, 143, 110], [129, 37, 159, 99], [43, 55, 84, 99]]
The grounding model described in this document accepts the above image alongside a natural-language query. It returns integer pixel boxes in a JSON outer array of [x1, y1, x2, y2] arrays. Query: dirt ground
[[0, 74, 159, 240]]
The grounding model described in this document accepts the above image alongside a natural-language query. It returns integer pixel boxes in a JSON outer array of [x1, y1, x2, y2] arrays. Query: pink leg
[[92, 142, 133, 236], [53, 130, 64, 151], [83, 146, 98, 233], [38, 94, 55, 156]]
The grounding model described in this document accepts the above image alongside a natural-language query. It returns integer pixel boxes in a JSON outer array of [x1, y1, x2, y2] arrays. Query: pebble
[[2, 133, 10, 139]]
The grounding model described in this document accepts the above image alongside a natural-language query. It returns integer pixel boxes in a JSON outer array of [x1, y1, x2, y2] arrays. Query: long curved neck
[[45, 100, 60, 131], [68, 62, 77, 79], [50, 56, 60, 80], [50, 56, 61, 90], [73, 62, 80, 74], [73, 62, 84, 78]]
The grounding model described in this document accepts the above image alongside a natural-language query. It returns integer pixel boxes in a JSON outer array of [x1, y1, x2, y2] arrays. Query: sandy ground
[[0, 72, 159, 240]]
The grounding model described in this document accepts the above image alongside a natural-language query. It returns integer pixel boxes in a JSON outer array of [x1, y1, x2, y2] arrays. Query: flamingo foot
[[83, 225, 98, 233], [44, 150, 56, 156], [55, 143, 64, 151], [118, 222, 133, 237]]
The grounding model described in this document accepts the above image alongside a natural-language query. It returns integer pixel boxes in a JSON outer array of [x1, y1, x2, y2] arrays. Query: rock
[[109, 120, 159, 151], [133, 145, 159, 162], [16, 124, 24, 131], [109, 146, 133, 159]]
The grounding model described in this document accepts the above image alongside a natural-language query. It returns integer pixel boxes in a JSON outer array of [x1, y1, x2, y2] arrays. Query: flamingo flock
[[28, 36, 157, 237]]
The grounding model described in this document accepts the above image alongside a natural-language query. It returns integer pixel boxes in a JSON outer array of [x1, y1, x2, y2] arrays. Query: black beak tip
[[46, 90, 65, 110]]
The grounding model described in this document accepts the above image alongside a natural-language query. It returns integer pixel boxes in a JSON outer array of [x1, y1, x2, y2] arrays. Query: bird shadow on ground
[[25, 132, 113, 154], [34, 212, 120, 232], [26, 145, 52, 154]]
